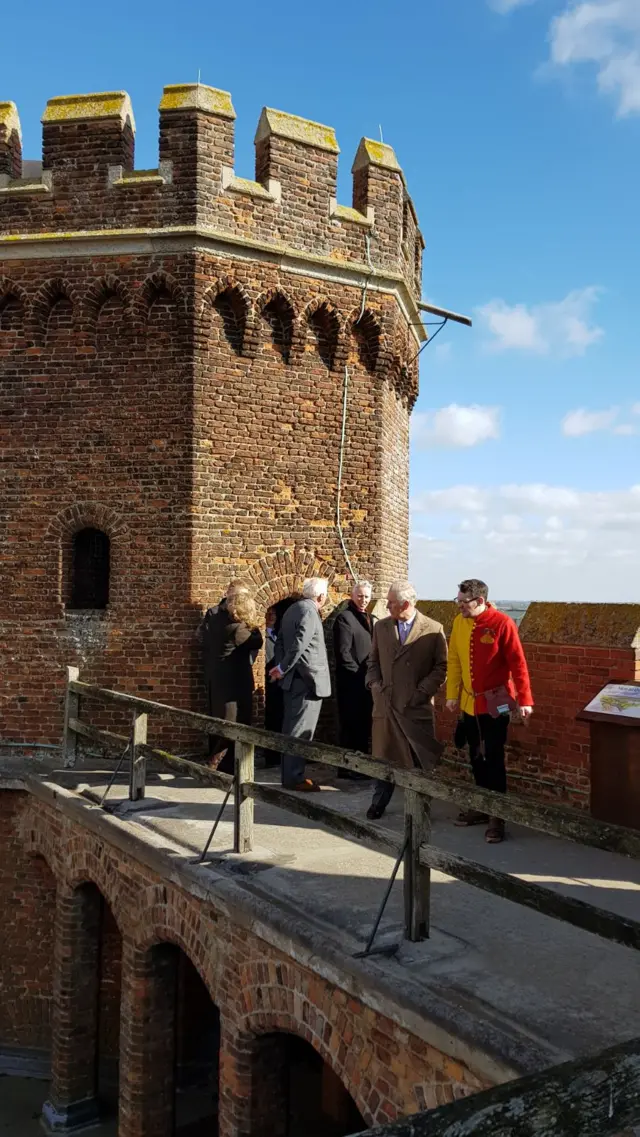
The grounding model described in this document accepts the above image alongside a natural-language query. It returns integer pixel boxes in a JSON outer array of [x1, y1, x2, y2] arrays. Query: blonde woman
[[208, 588, 263, 773]]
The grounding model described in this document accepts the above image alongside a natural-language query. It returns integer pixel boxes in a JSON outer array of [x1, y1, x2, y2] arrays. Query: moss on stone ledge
[[519, 602, 640, 648]]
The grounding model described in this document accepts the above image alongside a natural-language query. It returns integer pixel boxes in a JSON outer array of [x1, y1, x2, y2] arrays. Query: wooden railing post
[[128, 710, 148, 801], [404, 790, 431, 941], [63, 666, 80, 768], [234, 741, 254, 854]]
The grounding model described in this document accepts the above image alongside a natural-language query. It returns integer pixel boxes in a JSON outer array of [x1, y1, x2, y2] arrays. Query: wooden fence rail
[[65, 669, 640, 951]]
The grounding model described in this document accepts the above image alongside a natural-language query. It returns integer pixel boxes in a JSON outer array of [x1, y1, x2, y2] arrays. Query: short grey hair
[[389, 579, 417, 606], [352, 580, 372, 595], [302, 577, 329, 600]]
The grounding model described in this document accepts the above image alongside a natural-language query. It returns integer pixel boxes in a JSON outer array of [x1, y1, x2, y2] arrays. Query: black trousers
[[370, 722, 433, 812], [463, 712, 508, 795]]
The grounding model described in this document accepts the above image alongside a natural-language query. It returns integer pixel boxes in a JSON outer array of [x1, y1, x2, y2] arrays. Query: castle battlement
[[0, 84, 423, 299]]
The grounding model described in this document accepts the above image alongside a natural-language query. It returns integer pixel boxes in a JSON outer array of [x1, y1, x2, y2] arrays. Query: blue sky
[[4, 0, 639, 601]]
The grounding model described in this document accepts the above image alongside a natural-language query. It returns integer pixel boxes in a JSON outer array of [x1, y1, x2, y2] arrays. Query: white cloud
[[550, 0, 640, 117], [489, 0, 536, 12], [410, 482, 640, 600], [477, 288, 603, 357], [411, 404, 501, 449], [562, 406, 618, 435], [632, 403, 640, 415], [561, 404, 640, 436]]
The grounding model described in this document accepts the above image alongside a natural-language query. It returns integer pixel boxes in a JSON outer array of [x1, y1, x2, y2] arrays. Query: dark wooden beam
[[420, 845, 640, 951], [69, 681, 640, 862]]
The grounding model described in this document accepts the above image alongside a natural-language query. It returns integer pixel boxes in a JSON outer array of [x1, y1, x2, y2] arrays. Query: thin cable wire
[[336, 365, 357, 582], [357, 233, 374, 323], [335, 231, 376, 583]]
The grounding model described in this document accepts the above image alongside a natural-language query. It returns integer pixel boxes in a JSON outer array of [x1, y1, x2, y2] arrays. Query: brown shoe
[[454, 809, 489, 827], [291, 779, 321, 793], [485, 817, 505, 843]]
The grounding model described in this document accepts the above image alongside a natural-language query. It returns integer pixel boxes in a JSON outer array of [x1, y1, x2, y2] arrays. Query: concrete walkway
[[51, 756, 640, 1078]]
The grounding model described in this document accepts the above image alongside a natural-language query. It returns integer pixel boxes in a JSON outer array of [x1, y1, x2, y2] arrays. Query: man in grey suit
[[268, 578, 331, 792]]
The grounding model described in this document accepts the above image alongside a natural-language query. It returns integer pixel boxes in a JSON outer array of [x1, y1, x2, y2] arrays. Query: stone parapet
[[0, 84, 423, 300]]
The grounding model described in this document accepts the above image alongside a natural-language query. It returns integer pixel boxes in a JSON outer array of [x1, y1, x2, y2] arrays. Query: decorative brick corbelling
[[84, 274, 134, 324], [31, 276, 82, 342]]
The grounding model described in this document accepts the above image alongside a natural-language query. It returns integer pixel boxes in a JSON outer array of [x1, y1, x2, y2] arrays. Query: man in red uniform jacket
[[446, 578, 533, 843]]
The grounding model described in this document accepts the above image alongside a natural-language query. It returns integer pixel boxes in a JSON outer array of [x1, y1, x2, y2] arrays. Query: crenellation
[[352, 138, 404, 272], [0, 101, 22, 179], [0, 85, 420, 303]]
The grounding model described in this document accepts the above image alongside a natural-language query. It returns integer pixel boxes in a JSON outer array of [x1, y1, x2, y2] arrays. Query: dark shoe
[[289, 779, 321, 793], [454, 809, 489, 827], [485, 817, 505, 843], [366, 804, 385, 820]]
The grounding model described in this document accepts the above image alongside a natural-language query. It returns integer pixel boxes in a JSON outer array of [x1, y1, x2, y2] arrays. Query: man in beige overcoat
[[366, 580, 448, 819]]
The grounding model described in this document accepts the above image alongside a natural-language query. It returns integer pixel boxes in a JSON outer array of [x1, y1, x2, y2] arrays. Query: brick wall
[[0, 788, 489, 1134], [418, 600, 640, 808], [1, 83, 424, 749], [0, 792, 55, 1056]]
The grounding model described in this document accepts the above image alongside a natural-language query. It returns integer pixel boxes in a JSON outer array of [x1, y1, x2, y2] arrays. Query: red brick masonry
[[0, 790, 488, 1135]]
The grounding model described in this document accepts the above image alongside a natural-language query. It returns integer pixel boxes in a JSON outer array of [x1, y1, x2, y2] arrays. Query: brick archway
[[236, 961, 406, 1126], [128, 883, 220, 1006], [243, 548, 341, 614]]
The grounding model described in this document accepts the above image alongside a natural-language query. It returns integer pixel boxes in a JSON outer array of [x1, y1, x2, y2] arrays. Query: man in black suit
[[333, 581, 376, 778]]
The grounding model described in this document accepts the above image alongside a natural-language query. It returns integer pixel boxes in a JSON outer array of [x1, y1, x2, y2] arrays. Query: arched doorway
[[175, 950, 220, 1135], [42, 882, 122, 1132], [120, 942, 220, 1137], [250, 1033, 366, 1137]]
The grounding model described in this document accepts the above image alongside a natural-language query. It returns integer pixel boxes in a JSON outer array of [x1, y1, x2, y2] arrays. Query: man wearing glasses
[[446, 578, 533, 843]]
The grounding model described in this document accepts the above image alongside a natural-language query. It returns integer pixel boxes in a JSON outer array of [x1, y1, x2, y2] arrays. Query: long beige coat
[[366, 612, 448, 771]]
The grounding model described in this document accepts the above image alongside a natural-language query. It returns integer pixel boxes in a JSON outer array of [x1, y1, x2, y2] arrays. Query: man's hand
[[520, 705, 533, 719], [269, 665, 284, 682], [446, 699, 458, 713]]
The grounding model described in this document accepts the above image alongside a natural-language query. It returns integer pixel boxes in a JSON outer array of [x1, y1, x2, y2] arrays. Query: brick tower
[[0, 85, 426, 743]]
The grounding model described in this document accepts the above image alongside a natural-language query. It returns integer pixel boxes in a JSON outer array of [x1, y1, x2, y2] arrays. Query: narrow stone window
[[69, 528, 110, 610]]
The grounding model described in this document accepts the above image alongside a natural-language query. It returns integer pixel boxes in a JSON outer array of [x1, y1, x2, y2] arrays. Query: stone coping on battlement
[[416, 600, 640, 648], [6, 758, 640, 1089], [0, 84, 423, 303]]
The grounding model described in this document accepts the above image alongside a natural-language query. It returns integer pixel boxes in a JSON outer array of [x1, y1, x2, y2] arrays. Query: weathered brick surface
[[0, 792, 55, 1052], [0, 789, 489, 1133], [0, 84, 423, 749], [419, 600, 640, 808]]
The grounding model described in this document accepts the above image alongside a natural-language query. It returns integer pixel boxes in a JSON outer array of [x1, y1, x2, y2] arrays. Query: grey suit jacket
[[275, 598, 331, 698]]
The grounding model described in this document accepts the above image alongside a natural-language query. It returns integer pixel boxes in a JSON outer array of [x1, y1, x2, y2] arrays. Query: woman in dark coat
[[332, 581, 376, 777], [208, 590, 263, 773]]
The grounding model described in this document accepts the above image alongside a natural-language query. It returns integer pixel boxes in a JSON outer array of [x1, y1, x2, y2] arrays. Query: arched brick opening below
[[0, 796, 57, 1068], [118, 941, 220, 1137], [42, 882, 122, 1134], [247, 1030, 368, 1137]]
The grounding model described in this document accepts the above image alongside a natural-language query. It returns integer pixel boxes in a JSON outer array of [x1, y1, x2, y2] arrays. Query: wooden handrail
[[69, 678, 640, 860], [64, 681, 640, 954]]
